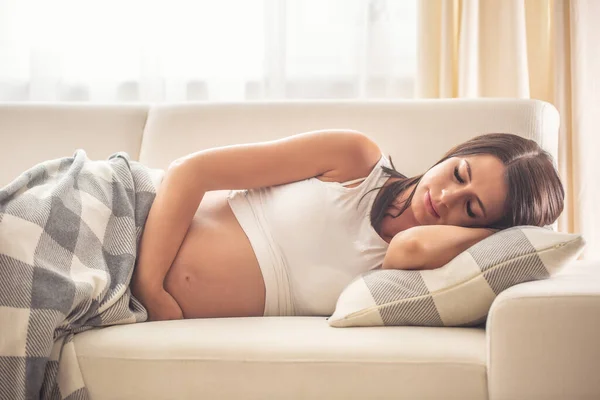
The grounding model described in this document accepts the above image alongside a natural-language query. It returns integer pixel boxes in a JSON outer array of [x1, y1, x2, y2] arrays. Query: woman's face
[[409, 154, 508, 227]]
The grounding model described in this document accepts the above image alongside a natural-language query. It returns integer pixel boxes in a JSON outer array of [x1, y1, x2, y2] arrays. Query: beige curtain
[[417, 0, 600, 260]]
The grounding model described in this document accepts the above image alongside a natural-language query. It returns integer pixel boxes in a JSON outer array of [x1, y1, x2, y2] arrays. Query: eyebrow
[[464, 159, 487, 218]]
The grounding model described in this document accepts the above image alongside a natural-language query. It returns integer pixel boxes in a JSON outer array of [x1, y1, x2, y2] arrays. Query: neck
[[376, 177, 420, 243]]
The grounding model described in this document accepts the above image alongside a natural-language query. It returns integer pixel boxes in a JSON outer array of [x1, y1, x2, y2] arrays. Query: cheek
[[488, 205, 506, 224], [410, 184, 422, 207], [410, 186, 426, 219]]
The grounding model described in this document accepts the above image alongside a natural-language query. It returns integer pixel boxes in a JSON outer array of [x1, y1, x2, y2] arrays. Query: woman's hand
[[131, 277, 184, 321], [145, 288, 184, 321]]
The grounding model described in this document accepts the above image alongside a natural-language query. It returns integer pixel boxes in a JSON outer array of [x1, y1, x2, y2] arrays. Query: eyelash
[[454, 166, 476, 218]]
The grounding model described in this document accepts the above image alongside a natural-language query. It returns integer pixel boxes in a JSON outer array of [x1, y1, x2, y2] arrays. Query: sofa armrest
[[486, 260, 600, 400]]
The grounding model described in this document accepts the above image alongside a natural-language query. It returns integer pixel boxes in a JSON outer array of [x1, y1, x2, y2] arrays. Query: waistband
[[227, 190, 295, 316]]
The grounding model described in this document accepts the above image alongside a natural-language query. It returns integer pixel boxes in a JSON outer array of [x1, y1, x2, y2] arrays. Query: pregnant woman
[[130, 131, 564, 321]]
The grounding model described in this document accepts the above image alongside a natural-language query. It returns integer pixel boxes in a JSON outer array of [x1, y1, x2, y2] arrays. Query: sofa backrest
[[0, 104, 148, 186], [0, 99, 559, 187]]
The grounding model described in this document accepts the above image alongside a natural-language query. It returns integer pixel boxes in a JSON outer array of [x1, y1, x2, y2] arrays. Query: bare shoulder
[[316, 131, 384, 184]]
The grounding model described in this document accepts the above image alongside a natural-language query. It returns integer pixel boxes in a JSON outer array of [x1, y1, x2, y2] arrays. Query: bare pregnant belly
[[163, 190, 266, 318]]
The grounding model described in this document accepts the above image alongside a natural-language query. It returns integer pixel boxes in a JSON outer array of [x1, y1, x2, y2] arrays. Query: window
[[0, 0, 417, 102]]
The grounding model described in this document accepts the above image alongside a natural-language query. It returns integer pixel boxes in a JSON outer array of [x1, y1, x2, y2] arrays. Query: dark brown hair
[[366, 133, 565, 231]]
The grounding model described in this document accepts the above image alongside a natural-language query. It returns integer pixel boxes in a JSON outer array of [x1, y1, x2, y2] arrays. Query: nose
[[440, 187, 466, 209]]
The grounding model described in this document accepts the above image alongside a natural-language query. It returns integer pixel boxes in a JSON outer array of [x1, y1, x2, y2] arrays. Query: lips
[[425, 190, 440, 218]]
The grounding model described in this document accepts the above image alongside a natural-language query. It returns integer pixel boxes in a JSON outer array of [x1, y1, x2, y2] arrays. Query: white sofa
[[1, 99, 599, 400]]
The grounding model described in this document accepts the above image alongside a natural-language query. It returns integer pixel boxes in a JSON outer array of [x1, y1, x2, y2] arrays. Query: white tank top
[[227, 154, 393, 316]]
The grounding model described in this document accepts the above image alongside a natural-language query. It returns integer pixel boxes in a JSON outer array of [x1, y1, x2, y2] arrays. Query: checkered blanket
[[0, 149, 165, 399]]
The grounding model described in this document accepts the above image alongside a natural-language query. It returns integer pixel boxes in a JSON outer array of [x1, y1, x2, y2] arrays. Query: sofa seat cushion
[[73, 317, 488, 399]]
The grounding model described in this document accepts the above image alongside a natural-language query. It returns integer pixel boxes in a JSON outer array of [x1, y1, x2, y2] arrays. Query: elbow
[[167, 153, 214, 193], [168, 157, 188, 171], [166, 156, 205, 190], [382, 235, 425, 270]]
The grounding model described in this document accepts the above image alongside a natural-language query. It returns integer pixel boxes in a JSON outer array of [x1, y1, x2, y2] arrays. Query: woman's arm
[[131, 130, 382, 320], [132, 165, 201, 294], [130, 163, 205, 320], [382, 225, 498, 270]]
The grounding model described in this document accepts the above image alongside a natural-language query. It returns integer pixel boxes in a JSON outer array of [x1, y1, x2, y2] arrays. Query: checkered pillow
[[328, 226, 585, 327]]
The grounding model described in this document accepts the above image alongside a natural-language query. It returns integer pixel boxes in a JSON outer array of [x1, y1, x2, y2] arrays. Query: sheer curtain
[[0, 0, 417, 102]]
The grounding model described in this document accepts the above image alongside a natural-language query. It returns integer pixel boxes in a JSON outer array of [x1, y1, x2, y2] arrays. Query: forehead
[[463, 154, 508, 218]]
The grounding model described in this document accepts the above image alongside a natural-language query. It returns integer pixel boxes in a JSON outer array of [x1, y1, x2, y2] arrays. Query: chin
[[418, 213, 431, 226], [410, 206, 427, 226]]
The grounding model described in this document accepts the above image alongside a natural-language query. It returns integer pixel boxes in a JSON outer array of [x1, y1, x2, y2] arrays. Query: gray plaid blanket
[[0, 149, 165, 399]]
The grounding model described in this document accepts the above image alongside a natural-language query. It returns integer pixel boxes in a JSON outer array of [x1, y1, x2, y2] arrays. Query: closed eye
[[466, 203, 476, 218], [454, 166, 464, 183], [454, 166, 477, 218]]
